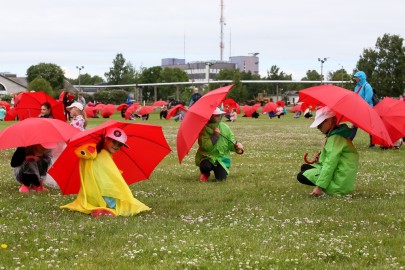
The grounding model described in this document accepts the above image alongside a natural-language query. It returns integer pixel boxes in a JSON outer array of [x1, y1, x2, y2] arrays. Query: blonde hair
[[70, 107, 88, 128]]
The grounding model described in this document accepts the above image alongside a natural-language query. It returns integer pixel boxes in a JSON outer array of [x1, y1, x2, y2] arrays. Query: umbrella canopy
[[116, 103, 129, 111], [4, 108, 17, 121], [0, 118, 80, 150], [374, 97, 405, 143], [177, 85, 233, 163], [276, 100, 285, 107], [299, 85, 392, 146], [138, 106, 155, 116], [152, 100, 168, 107], [166, 104, 186, 120], [124, 103, 140, 119], [101, 104, 115, 118], [14, 91, 66, 121], [0, 101, 11, 111], [48, 120, 171, 195], [223, 98, 241, 114], [262, 102, 278, 113], [243, 103, 261, 117]]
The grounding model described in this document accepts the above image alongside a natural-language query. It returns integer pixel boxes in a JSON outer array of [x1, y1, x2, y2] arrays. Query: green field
[[0, 112, 404, 269]]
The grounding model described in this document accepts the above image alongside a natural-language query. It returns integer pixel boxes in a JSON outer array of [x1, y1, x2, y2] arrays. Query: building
[[229, 55, 259, 75], [161, 55, 259, 82], [0, 73, 28, 95]]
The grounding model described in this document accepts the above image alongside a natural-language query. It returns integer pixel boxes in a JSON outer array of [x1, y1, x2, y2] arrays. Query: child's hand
[[310, 186, 323, 197], [213, 128, 220, 135]]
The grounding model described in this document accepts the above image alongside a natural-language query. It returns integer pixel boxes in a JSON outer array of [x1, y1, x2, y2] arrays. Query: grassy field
[[0, 112, 404, 269]]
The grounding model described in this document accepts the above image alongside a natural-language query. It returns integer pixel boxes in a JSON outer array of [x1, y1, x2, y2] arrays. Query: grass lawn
[[0, 111, 404, 269]]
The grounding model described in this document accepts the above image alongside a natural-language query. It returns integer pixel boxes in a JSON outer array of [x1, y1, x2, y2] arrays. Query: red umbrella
[[291, 104, 301, 113], [84, 106, 97, 118], [101, 104, 115, 118], [48, 120, 171, 195], [166, 104, 186, 120], [152, 100, 168, 107], [14, 91, 66, 121], [276, 100, 285, 107], [0, 118, 80, 150], [116, 103, 129, 111], [223, 98, 241, 114], [374, 97, 405, 143], [138, 106, 154, 116], [94, 103, 105, 111], [243, 103, 261, 117], [177, 85, 234, 163], [4, 108, 17, 121], [58, 90, 66, 102], [124, 103, 140, 119], [299, 85, 392, 146], [262, 102, 278, 113], [0, 101, 10, 111]]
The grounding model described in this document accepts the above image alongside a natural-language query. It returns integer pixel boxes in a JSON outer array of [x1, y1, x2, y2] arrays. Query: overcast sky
[[1, 0, 404, 81]]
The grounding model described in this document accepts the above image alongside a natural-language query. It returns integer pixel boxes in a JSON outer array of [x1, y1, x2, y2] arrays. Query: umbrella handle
[[234, 143, 244, 155], [303, 152, 319, 164]]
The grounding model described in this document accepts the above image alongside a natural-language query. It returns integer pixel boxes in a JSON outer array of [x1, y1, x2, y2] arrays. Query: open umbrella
[[262, 102, 278, 113], [101, 104, 115, 118], [14, 91, 66, 121], [299, 85, 392, 146], [4, 108, 17, 121], [48, 120, 171, 195], [116, 103, 129, 111], [374, 97, 405, 143], [0, 118, 80, 150], [223, 98, 241, 114], [166, 104, 186, 120], [0, 101, 10, 111], [243, 103, 261, 117], [177, 85, 234, 163], [124, 103, 140, 119], [152, 100, 168, 107], [276, 100, 285, 107], [138, 106, 155, 116]]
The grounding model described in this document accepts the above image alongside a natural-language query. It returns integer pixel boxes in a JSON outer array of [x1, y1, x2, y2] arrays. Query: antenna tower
[[220, 0, 225, 61]]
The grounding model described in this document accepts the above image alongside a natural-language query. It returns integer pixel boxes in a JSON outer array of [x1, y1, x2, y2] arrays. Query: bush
[[93, 89, 129, 104]]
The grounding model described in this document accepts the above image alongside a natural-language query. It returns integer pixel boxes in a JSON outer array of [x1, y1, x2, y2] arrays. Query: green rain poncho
[[303, 124, 359, 195], [195, 121, 237, 174]]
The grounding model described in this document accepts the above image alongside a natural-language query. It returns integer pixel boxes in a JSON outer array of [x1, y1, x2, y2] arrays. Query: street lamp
[[318, 58, 328, 84], [76, 66, 84, 92], [205, 62, 213, 90]]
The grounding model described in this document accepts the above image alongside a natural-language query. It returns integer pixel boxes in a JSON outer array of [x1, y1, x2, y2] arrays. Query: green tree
[[68, 73, 104, 85], [138, 66, 163, 102], [27, 63, 65, 91], [298, 70, 322, 89], [28, 78, 54, 96], [215, 69, 257, 102], [327, 68, 352, 89], [160, 67, 189, 101], [264, 65, 293, 96], [104, 53, 139, 85], [357, 33, 405, 97]]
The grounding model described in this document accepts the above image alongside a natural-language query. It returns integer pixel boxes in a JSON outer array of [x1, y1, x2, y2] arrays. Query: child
[[11, 143, 54, 192], [61, 127, 151, 217], [66, 102, 87, 131], [296, 106, 359, 196], [196, 108, 244, 182]]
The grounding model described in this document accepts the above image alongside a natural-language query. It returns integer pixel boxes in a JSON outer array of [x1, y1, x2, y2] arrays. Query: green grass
[[0, 112, 404, 269]]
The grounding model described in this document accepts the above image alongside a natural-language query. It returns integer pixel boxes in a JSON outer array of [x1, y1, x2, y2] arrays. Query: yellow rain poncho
[[61, 143, 150, 216]]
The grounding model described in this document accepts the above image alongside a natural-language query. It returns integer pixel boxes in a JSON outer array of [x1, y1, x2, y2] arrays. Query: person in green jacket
[[195, 107, 244, 182], [297, 106, 359, 196]]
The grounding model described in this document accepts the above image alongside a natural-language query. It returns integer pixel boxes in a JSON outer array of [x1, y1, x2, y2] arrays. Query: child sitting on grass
[[296, 106, 359, 196]]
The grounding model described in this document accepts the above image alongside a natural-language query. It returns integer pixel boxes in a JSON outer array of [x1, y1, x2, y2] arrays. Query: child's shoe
[[30, 183, 48, 192], [19, 185, 30, 193], [200, 173, 209, 182]]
